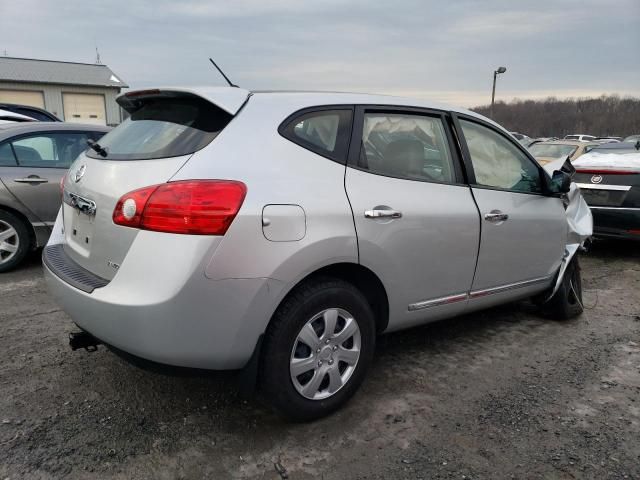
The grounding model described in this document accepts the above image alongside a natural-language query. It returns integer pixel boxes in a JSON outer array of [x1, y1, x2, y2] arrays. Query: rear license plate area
[[64, 204, 96, 256]]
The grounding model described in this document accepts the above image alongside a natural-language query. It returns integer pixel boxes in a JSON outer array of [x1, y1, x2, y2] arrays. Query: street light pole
[[491, 66, 507, 118]]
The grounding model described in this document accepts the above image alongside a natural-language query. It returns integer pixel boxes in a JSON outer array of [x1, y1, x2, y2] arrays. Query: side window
[[0, 143, 17, 166], [280, 109, 352, 163], [12, 133, 90, 168], [359, 113, 455, 183], [459, 119, 542, 193]]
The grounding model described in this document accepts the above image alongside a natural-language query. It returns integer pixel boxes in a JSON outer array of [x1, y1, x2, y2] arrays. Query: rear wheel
[[542, 256, 583, 320], [259, 278, 375, 421], [0, 211, 30, 273]]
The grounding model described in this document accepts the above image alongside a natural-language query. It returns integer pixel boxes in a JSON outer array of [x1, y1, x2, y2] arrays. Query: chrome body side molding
[[468, 276, 551, 299], [408, 275, 552, 311], [408, 293, 468, 311]]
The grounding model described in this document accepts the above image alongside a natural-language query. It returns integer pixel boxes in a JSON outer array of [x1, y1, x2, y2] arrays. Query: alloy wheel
[[0, 220, 19, 266]]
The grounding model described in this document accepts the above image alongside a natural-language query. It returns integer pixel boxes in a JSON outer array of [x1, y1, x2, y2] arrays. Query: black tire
[[542, 256, 584, 320], [0, 210, 31, 273], [259, 277, 376, 422]]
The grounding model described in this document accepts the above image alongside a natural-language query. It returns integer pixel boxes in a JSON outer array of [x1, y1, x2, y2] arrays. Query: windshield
[[87, 93, 232, 160], [529, 143, 577, 158]]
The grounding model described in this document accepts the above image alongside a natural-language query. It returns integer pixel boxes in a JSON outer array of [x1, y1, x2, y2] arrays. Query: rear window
[[87, 93, 232, 160], [529, 143, 577, 158]]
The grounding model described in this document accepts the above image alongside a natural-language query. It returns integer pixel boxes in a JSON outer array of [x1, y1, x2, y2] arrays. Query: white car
[[0, 108, 36, 124], [564, 134, 596, 142]]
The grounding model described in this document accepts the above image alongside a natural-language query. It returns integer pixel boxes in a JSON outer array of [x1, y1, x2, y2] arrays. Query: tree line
[[471, 95, 640, 138]]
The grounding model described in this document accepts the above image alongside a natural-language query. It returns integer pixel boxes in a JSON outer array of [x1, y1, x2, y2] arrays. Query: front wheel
[[259, 278, 376, 421], [542, 256, 584, 320]]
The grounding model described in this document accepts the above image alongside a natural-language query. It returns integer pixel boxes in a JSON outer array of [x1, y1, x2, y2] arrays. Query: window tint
[[460, 119, 542, 193], [0, 143, 17, 166], [359, 113, 455, 183], [280, 109, 352, 162], [12, 133, 91, 168], [89, 94, 232, 161]]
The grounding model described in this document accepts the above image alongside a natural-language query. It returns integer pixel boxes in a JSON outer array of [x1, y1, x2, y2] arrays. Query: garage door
[[0, 90, 45, 108], [62, 93, 106, 125]]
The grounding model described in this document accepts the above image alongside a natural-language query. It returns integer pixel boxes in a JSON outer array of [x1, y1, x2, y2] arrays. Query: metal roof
[[0, 57, 128, 88]]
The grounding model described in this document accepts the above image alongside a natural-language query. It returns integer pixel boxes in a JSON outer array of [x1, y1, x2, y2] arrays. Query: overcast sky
[[1, 0, 639, 107]]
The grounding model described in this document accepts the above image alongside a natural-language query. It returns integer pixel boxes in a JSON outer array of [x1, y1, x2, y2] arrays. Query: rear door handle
[[14, 177, 48, 184], [484, 210, 509, 223], [364, 209, 403, 219]]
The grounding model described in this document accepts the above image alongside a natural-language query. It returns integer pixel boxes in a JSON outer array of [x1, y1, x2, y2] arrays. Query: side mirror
[[550, 169, 572, 194]]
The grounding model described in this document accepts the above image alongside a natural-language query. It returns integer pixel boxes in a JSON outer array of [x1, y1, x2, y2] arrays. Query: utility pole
[[491, 66, 507, 118]]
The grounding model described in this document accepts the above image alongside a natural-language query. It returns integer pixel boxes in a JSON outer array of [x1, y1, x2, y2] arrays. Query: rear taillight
[[113, 180, 247, 235], [575, 169, 637, 175]]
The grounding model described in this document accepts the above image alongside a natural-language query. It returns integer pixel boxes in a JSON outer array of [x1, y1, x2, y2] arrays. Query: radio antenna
[[209, 58, 238, 88]]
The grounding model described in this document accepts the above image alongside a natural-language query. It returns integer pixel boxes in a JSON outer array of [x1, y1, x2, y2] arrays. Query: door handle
[[364, 209, 403, 219], [14, 177, 48, 184], [484, 210, 509, 223]]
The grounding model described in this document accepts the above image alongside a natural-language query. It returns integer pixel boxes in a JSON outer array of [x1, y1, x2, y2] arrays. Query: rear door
[[0, 131, 98, 224], [345, 106, 480, 330], [454, 115, 567, 300]]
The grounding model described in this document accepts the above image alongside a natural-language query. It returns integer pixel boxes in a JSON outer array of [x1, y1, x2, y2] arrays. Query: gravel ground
[[1, 240, 639, 479]]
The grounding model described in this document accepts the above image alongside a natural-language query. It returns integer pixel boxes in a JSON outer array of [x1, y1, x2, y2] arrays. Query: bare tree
[[472, 95, 640, 138]]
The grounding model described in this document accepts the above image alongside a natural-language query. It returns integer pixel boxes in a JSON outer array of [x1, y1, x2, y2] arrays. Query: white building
[[0, 57, 128, 126]]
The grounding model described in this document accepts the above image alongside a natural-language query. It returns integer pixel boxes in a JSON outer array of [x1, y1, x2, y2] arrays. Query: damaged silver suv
[[43, 88, 592, 420]]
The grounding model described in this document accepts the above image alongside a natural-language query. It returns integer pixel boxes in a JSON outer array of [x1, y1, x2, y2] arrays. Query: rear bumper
[[590, 207, 640, 241], [43, 239, 285, 370]]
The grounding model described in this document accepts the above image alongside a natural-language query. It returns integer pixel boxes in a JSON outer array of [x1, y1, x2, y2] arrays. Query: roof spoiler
[[117, 87, 251, 115]]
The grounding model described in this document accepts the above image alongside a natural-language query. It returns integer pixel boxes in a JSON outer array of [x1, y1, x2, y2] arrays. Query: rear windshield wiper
[[87, 139, 108, 157]]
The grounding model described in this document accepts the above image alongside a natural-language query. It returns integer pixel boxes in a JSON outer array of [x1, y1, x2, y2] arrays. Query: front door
[[345, 107, 480, 331], [455, 116, 567, 301]]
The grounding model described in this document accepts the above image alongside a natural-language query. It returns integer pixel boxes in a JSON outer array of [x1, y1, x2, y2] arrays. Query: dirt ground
[[1, 240, 639, 479]]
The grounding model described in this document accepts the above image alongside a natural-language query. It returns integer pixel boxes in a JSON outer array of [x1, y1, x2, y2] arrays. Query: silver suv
[[44, 88, 591, 420]]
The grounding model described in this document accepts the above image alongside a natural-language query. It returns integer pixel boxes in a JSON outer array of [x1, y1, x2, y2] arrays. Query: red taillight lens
[[113, 185, 157, 228], [113, 180, 247, 235]]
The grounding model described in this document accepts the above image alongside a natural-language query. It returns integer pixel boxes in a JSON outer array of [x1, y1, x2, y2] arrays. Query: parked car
[[594, 137, 622, 143], [509, 131, 532, 146], [529, 137, 559, 145], [0, 122, 110, 271], [0, 103, 61, 122], [623, 134, 640, 143], [0, 108, 36, 124], [528, 140, 599, 165], [573, 142, 640, 240], [564, 134, 596, 142], [43, 88, 591, 420]]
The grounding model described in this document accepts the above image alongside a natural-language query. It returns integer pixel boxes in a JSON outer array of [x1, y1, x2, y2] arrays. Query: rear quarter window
[[87, 93, 232, 160], [279, 108, 353, 164]]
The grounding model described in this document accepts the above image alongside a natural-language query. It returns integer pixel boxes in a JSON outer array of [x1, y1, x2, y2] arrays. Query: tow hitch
[[69, 331, 101, 352]]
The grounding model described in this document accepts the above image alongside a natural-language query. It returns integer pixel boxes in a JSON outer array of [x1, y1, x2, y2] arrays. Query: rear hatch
[[60, 87, 249, 280]]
